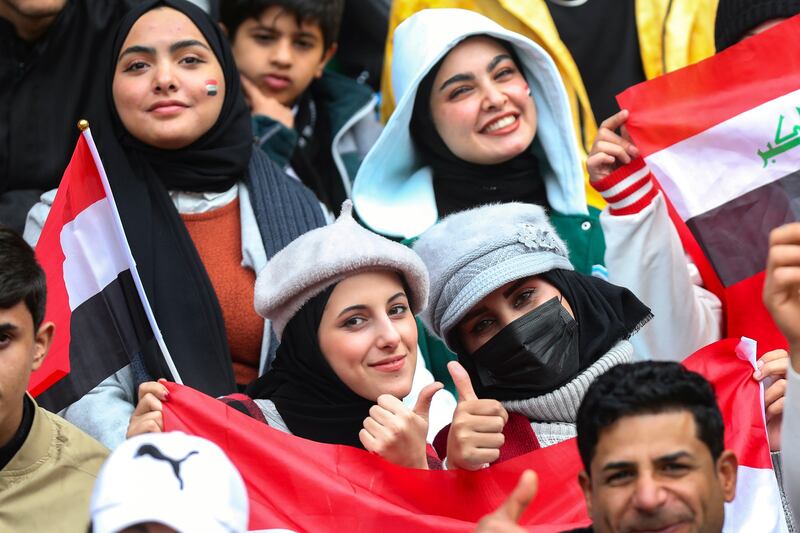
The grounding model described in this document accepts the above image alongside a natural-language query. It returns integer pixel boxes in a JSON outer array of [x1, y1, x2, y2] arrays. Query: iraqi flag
[[162, 338, 784, 532], [31, 127, 178, 413], [615, 16, 800, 352]]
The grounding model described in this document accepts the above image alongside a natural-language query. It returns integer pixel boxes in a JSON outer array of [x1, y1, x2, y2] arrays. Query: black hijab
[[97, 0, 252, 396], [246, 287, 376, 449], [540, 269, 652, 370], [454, 269, 651, 400], [409, 41, 550, 218]]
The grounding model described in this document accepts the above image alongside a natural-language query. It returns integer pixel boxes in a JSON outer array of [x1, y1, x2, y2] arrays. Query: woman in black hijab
[[412, 202, 652, 470], [29, 0, 326, 449], [129, 201, 445, 469]]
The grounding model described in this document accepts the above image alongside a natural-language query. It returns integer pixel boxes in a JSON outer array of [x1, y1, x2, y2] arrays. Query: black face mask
[[468, 297, 580, 401]]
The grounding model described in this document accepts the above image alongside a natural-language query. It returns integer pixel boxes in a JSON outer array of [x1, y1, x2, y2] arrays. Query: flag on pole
[[162, 338, 783, 532], [616, 15, 800, 351], [31, 125, 179, 413]]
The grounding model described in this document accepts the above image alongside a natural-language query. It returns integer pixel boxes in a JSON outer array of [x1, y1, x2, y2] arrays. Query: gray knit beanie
[[255, 201, 429, 340], [412, 203, 572, 351]]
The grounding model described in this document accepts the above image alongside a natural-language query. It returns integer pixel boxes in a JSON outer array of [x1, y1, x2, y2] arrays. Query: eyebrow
[[335, 292, 407, 319], [487, 53, 512, 71], [169, 39, 211, 53], [438, 54, 513, 92], [602, 451, 693, 472], [254, 24, 319, 41], [118, 39, 210, 62], [0, 323, 19, 334], [460, 305, 488, 324], [501, 278, 529, 299], [118, 44, 155, 61]]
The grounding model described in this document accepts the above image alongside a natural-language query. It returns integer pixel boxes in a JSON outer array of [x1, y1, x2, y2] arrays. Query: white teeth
[[484, 115, 517, 132]]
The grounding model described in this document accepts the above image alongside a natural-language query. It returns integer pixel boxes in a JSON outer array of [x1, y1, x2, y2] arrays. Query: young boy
[[0, 226, 108, 531], [221, 0, 383, 214]]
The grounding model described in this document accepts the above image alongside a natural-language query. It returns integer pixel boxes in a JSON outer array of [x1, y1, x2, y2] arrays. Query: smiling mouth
[[369, 355, 406, 372], [148, 101, 188, 113], [482, 114, 518, 133]]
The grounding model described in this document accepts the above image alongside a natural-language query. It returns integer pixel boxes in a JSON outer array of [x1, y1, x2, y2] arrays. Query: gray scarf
[[503, 339, 633, 447]]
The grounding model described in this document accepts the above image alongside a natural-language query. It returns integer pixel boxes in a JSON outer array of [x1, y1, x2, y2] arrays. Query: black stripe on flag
[[37, 269, 157, 413], [686, 169, 800, 287]]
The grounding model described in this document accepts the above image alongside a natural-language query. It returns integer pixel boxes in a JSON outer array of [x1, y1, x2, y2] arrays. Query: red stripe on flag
[[682, 339, 773, 470], [30, 134, 106, 396], [617, 15, 800, 156], [162, 383, 590, 532], [725, 273, 788, 355]]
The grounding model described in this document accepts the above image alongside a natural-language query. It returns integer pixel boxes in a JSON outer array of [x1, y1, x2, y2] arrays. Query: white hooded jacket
[[352, 8, 589, 240]]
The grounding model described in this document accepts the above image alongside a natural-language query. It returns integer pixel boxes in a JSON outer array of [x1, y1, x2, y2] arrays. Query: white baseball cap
[[90, 431, 249, 533]]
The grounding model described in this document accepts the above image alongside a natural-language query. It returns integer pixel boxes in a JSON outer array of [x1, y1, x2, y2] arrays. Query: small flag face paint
[[205, 79, 218, 96]]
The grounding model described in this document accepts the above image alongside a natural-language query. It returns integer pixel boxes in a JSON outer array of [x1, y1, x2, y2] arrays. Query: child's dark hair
[[220, 0, 344, 50], [0, 225, 47, 330], [576, 361, 725, 476]]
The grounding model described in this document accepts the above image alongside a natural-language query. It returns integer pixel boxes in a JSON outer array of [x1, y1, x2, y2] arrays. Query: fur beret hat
[[412, 203, 572, 351], [255, 201, 429, 340]]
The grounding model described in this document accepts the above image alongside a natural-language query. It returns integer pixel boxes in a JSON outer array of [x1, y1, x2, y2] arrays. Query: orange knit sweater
[[181, 198, 263, 385]]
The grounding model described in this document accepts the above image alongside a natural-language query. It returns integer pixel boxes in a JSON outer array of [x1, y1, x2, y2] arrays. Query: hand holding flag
[[126, 379, 170, 438], [359, 381, 444, 469], [446, 361, 508, 470], [587, 109, 640, 180]]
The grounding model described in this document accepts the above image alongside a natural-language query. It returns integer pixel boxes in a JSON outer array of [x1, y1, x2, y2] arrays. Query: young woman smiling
[[129, 202, 444, 469], [351, 9, 606, 394], [24, 0, 329, 449]]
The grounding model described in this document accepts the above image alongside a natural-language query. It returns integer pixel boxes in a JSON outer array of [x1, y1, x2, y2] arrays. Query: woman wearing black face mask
[[413, 202, 651, 471]]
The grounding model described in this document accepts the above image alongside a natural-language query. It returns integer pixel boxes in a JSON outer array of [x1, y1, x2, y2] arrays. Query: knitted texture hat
[[255, 200, 429, 339], [413, 203, 572, 351], [715, 0, 800, 51]]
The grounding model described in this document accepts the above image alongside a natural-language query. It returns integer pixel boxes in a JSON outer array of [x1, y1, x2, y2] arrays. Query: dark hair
[[0, 226, 47, 330], [220, 0, 344, 49], [576, 361, 725, 474]]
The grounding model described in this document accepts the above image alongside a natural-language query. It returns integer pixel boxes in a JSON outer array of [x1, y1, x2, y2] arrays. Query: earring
[[527, 87, 532, 97]]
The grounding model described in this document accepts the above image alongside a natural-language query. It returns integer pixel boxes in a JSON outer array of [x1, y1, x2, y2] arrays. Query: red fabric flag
[[162, 382, 589, 532], [30, 129, 176, 412], [161, 337, 785, 532], [616, 16, 800, 353]]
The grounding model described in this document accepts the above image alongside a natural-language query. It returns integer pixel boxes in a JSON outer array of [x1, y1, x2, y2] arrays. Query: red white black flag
[[617, 16, 800, 350], [31, 128, 178, 412]]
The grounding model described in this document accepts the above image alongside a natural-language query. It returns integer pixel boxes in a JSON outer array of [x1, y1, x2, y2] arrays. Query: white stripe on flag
[[646, 87, 800, 220], [60, 199, 130, 311], [724, 465, 788, 532]]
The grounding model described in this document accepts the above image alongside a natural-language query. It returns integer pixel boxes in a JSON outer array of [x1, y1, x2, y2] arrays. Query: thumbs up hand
[[474, 470, 539, 532], [446, 361, 508, 470], [359, 381, 444, 469]]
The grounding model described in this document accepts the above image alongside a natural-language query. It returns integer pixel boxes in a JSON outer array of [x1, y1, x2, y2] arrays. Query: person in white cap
[[90, 431, 249, 533], [128, 201, 448, 470]]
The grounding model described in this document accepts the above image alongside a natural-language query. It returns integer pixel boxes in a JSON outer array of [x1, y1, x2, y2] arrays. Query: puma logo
[[135, 444, 199, 490]]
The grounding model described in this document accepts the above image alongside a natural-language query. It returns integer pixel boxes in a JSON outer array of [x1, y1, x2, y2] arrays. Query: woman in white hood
[[352, 8, 606, 393], [353, 9, 603, 276]]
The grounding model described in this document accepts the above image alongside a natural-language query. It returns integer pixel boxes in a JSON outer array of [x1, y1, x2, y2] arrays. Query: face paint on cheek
[[205, 79, 218, 96]]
